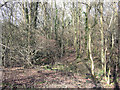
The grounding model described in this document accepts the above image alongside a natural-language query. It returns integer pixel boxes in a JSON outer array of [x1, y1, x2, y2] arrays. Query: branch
[[0, 2, 7, 8], [0, 43, 24, 57], [107, 13, 113, 30]]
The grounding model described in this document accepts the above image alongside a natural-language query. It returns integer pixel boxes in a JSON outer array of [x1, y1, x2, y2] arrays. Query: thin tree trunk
[[104, 38, 107, 81], [118, 1, 120, 71], [100, 1, 104, 70], [60, 2, 65, 57], [88, 31, 94, 75]]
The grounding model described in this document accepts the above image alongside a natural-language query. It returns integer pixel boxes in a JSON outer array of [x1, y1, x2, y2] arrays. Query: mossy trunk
[[88, 31, 94, 75]]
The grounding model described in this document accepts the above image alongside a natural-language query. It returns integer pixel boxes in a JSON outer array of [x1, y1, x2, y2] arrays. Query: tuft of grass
[[37, 81, 46, 84], [52, 63, 65, 71], [41, 65, 52, 70]]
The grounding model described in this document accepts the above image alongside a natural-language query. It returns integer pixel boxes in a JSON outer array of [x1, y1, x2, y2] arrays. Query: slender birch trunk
[[88, 30, 94, 75], [60, 2, 65, 57], [100, 1, 104, 70]]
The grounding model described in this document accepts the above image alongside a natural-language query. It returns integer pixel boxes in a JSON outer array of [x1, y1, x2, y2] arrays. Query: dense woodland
[[0, 0, 120, 88]]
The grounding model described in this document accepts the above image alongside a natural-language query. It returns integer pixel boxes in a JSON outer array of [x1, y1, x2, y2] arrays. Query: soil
[[2, 66, 115, 89]]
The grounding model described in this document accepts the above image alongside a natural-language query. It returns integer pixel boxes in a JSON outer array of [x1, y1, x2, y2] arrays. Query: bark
[[100, 1, 104, 70], [54, 0, 58, 41], [118, 1, 120, 71], [60, 2, 65, 57], [88, 31, 94, 75]]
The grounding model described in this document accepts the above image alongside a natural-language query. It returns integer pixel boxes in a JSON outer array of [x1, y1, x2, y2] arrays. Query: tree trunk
[[88, 31, 94, 75], [100, 1, 104, 70]]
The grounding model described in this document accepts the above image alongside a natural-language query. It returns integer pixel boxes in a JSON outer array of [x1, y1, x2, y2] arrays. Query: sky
[[0, 0, 119, 3], [0, 0, 118, 25], [0, 0, 119, 9]]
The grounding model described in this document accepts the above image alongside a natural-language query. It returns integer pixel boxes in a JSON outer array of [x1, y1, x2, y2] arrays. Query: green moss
[[52, 64, 65, 70]]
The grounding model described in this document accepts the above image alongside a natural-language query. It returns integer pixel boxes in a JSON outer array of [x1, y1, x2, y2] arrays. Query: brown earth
[[2, 66, 115, 89]]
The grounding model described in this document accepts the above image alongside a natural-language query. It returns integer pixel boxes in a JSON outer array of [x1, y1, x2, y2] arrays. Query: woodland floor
[[1, 52, 119, 89], [2, 66, 117, 89]]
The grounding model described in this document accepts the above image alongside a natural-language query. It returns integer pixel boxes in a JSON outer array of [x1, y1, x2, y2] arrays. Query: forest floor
[[2, 67, 95, 88], [2, 66, 115, 89], [1, 50, 119, 89]]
